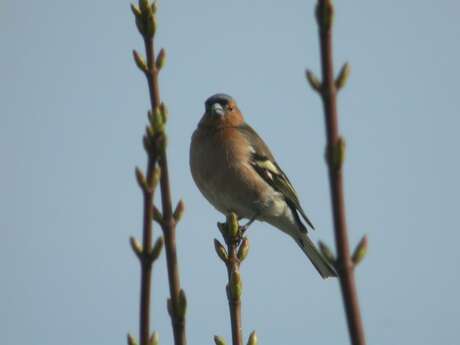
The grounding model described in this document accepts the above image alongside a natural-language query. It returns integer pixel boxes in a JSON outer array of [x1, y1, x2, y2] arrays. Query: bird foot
[[240, 213, 258, 234]]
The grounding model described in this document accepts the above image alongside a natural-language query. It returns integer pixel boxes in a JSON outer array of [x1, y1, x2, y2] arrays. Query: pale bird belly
[[199, 162, 288, 220]]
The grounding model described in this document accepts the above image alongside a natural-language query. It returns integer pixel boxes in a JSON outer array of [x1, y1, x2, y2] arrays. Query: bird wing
[[237, 123, 315, 230]]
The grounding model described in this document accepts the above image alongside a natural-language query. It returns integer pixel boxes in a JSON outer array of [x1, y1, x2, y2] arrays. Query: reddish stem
[[315, 1, 367, 345]]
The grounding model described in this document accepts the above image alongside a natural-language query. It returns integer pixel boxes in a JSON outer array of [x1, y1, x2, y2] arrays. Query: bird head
[[199, 93, 244, 128]]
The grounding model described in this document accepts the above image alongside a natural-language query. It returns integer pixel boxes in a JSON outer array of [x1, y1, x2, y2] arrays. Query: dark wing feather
[[237, 123, 315, 230]]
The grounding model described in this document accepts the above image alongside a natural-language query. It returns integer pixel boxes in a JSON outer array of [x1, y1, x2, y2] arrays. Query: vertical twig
[[306, 1, 367, 345], [225, 233, 243, 345], [213, 214, 256, 345], [129, 1, 187, 345]]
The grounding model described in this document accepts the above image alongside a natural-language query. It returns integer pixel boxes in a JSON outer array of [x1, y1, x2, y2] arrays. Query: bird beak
[[211, 103, 225, 117]]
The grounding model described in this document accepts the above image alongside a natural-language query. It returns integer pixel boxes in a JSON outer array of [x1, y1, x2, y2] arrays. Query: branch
[[214, 214, 257, 345], [306, 1, 367, 345], [129, 1, 186, 345]]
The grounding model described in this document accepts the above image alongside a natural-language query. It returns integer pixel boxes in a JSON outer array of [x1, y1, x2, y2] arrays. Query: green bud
[[166, 298, 172, 316], [130, 3, 142, 18], [145, 11, 156, 38], [159, 102, 168, 123], [214, 336, 227, 345], [173, 199, 185, 223], [132, 50, 147, 72], [150, 237, 163, 262], [228, 213, 239, 239], [153, 107, 164, 132], [135, 166, 148, 191], [151, 1, 158, 14], [148, 110, 154, 125], [146, 125, 155, 139], [127, 333, 138, 345], [130, 236, 143, 258], [135, 16, 145, 36], [152, 206, 164, 226], [155, 48, 166, 70], [335, 62, 351, 91], [315, 0, 334, 30], [237, 237, 250, 262], [352, 235, 368, 267], [214, 239, 228, 263], [156, 132, 167, 153], [143, 135, 151, 153], [138, 0, 150, 13], [149, 332, 159, 345], [178, 289, 187, 317], [247, 331, 258, 345], [305, 69, 322, 93], [151, 166, 161, 187], [327, 137, 346, 171], [318, 241, 336, 266]]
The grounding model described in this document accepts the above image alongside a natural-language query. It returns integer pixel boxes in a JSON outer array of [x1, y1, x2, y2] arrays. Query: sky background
[[1, 0, 460, 344]]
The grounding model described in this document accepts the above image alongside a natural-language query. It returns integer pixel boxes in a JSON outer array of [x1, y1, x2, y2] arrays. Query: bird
[[190, 93, 336, 278]]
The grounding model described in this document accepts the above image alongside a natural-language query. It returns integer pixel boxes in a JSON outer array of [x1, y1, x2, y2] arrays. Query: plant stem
[[139, 158, 156, 345], [143, 28, 187, 345], [160, 153, 186, 345], [314, 1, 366, 344], [225, 237, 243, 345]]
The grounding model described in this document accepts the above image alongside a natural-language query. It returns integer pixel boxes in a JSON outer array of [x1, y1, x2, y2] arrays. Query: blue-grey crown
[[205, 93, 234, 109]]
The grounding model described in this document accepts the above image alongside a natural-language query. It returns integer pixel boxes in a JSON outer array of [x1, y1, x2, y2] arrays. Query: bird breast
[[190, 127, 285, 219]]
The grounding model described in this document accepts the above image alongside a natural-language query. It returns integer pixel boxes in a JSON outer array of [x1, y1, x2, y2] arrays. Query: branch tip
[[315, 0, 334, 31], [145, 11, 157, 38], [227, 213, 239, 239], [138, 0, 150, 13]]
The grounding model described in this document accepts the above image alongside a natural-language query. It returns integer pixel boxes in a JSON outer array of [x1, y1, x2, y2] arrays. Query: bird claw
[[240, 213, 258, 235]]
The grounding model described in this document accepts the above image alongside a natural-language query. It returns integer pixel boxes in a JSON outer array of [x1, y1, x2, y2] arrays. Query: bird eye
[[226, 105, 234, 111]]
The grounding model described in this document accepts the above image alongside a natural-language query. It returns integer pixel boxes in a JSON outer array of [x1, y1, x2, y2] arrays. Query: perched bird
[[190, 93, 336, 278]]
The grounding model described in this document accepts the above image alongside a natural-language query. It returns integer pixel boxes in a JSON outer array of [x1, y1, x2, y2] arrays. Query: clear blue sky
[[2, 1, 459, 344]]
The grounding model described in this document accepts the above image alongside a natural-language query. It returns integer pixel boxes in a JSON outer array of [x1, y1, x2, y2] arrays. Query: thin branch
[[214, 214, 256, 345], [142, 6, 187, 345], [225, 237, 243, 345], [307, 1, 367, 345], [129, 1, 186, 345], [139, 158, 156, 345]]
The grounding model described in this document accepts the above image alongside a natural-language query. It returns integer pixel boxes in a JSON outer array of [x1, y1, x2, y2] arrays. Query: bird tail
[[295, 232, 337, 279]]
